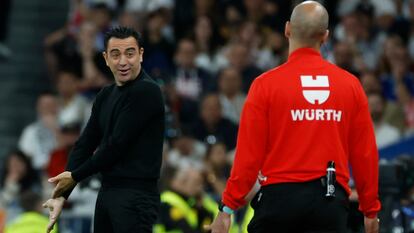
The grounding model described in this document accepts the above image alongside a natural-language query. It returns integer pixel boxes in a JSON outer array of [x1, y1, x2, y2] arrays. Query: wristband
[[218, 202, 234, 215]]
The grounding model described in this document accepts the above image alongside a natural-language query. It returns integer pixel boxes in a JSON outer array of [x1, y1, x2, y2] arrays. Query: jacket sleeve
[[222, 77, 269, 210], [348, 82, 381, 218], [71, 82, 164, 182]]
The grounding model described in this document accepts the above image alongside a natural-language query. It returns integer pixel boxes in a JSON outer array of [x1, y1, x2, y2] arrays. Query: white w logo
[[300, 75, 330, 105]]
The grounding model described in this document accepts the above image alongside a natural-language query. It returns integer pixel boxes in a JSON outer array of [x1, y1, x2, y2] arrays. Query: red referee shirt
[[222, 48, 381, 218]]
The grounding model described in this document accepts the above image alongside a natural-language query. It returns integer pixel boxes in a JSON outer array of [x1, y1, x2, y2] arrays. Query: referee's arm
[[348, 83, 381, 218], [222, 78, 269, 210]]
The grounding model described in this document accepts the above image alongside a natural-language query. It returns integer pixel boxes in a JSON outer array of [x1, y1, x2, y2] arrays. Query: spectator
[[219, 2, 244, 41], [396, 79, 414, 135], [142, 9, 174, 80], [361, 72, 406, 132], [217, 67, 246, 124], [371, 0, 397, 34], [381, 45, 414, 101], [76, 20, 112, 95], [117, 10, 141, 32], [123, 0, 174, 14], [193, 15, 226, 74], [354, 2, 386, 71], [243, 0, 266, 25], [0, 150, 41, 224], [172, 38, 212, 101], [5, 191, 57, 233], [87, 3, 113, 49], [330, 41, 360, 77], [236, 21, 279, 71], [154, 166, 218, 233], [378, 34, 404, 75], [225, 42, 262, 93], [166, 128, 206, 170], [164, 82, 199, 129], [368, 92, 401, 149], [55, 69, 91, 128], [173, 0, 220, 40], [46, 122, 81, 179], [191, 94, 238, 150], [18, 92, 58, 170], [44, 20, 112, 95], [204, 142, 232, 201]]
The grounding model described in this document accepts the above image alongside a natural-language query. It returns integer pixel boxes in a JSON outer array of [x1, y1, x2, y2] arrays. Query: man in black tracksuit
[[43, 26, 165, 233]]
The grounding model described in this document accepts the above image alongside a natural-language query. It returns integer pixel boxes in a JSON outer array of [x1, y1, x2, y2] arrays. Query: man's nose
[[119, 54, 127, 65]]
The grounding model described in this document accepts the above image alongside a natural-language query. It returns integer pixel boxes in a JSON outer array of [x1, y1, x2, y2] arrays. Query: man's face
[[57, 72, 79, 98], [175, 40, 196, 68], [219, 68, 242, 96], [201, 95, 221, 125], [183, 169, 204, 197], [37, 95, 58, 116], [368, 94, 384, 124], [228, 44, 249, 69], [334, 42, 352, 67], [103, 36, 143, 86]]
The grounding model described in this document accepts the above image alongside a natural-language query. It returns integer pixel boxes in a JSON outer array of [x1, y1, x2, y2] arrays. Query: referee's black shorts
[[247, 178, 349, 233]]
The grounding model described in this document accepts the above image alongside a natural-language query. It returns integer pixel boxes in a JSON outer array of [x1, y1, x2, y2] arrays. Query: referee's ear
[[284, 21, 291, 39], [322, 29, 329, 44]]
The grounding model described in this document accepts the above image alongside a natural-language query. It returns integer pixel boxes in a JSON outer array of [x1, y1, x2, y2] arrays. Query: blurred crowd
[[1, 0, 414, 232]]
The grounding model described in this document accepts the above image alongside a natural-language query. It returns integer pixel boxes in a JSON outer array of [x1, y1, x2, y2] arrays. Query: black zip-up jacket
[[64, 70, 165, 198]]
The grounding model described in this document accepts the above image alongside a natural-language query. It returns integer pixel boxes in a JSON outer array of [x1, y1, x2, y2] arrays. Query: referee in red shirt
[[207, 1, 381, 233]]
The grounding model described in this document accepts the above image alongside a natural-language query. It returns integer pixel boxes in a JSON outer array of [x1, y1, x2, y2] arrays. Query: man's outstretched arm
[[58, 88, 106, 199], [69, 81, 164, 182]]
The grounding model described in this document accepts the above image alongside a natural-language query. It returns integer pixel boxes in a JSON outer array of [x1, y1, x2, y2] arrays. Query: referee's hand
[[364, 216, 379, 233], [204, 211, 231, 233]]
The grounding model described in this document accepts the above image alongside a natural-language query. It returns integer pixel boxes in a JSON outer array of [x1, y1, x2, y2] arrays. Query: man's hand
[[48, 171, 76, 198], [43, 197, 65, 233], [204, 212, 231, 233], [364, 216, 379, 233]]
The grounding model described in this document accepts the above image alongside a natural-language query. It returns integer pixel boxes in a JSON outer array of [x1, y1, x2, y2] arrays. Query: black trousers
[[94, 187, 160, 233], [247, 179, 349, 233]]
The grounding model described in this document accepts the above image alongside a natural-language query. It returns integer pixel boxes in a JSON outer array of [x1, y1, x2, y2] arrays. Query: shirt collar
[[288, 47, 322, 61]]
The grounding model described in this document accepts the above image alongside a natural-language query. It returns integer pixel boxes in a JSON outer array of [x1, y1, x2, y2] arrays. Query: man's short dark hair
[[20, 191, 42, 212], [104, 26, 143, 51]]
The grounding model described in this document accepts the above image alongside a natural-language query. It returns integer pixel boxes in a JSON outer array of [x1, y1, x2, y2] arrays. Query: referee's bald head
[[286, 1, 329, 47]]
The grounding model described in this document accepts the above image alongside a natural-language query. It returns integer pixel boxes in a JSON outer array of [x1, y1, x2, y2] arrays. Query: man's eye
[[127, 52, 135, 57], [111, 53, 120, 58]]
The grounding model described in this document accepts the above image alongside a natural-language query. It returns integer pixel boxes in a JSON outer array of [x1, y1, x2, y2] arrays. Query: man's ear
[[139, 48, 144, 63], [102, 51, 109, 66]]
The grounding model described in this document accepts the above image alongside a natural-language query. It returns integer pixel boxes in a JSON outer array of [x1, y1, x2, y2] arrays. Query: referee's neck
[[288, 42, 321, 56]]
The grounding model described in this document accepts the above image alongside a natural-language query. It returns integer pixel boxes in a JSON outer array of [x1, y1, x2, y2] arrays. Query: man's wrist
[[218, 202, 234, 215]]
